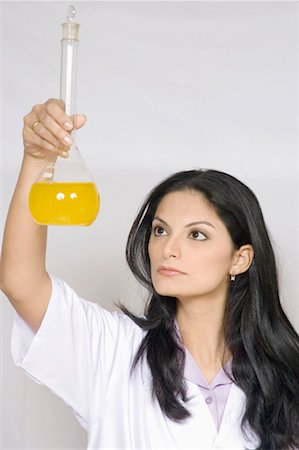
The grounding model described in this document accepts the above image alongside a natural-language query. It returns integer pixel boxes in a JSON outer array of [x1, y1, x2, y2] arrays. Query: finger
[[56, 146, 70, 158], [23, 119, 70, 154], [25, 136, 58, 156], [23, 100, 86, 158], [23, 125, 58, 153], [30, 101, 73, 132], [24, 106, 72, 146], [33, 114, 73, 148], [25, 130, 70, 159], [24, 117, 72, 151], [71, 114, 87, 130], [45, 100, 74, 130]]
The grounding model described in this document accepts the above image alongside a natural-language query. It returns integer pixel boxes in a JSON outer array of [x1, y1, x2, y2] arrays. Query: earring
[[230, 274, 236, 282]]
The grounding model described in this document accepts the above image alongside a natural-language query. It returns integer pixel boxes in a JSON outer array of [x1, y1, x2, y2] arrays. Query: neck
[[176, 296, 230, 369]]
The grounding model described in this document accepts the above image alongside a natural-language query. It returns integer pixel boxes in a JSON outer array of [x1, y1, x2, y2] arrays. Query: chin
[[153, 286, 179, 298]]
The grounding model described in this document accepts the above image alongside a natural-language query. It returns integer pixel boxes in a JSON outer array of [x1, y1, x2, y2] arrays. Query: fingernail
[[61, 151, 69, 158], [63, 135, 72, 145], [64, 122, 73, 130]]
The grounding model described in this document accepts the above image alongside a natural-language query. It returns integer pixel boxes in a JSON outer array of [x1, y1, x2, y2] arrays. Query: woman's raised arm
[[0, 99, 86, 331]]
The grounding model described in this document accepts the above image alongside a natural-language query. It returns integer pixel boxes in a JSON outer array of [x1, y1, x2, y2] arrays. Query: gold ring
[[31, 120, 40, 131]]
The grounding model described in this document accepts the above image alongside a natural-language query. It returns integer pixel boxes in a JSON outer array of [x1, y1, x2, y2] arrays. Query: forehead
[[155, 190, 219, 221]]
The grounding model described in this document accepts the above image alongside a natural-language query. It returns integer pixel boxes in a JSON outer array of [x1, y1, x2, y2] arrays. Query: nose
[[162, 235, 181, 259]]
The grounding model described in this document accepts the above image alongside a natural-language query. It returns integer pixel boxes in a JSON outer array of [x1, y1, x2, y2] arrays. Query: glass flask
[[29, 6, 100, 226]]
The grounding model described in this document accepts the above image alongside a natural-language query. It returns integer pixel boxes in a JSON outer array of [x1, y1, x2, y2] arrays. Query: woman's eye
[[153, 226, 167, 236], [189, 230, 207, 241]]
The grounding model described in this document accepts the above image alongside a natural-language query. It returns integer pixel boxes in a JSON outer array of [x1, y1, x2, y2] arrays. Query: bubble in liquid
[[56, 192, 65, 200]]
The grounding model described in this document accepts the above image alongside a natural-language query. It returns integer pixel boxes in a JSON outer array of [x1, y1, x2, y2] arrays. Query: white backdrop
[[1, 1, 298, 449]]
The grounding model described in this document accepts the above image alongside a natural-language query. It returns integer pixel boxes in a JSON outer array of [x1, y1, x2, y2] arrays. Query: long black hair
[[120, 169, 299, 450]]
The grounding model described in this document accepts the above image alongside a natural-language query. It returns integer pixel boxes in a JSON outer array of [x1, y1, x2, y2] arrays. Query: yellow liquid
[[29, 182, 100, 226]]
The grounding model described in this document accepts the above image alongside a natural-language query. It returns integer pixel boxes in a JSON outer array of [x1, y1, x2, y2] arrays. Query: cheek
[[147, 240, 154, 263], [192, 245, 234, 273], [148, 244, 157, 278], [148, 237, 160, 261]]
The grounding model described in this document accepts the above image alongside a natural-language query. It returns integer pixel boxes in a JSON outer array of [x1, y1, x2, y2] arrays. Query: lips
[[157, 266, 185, 276]]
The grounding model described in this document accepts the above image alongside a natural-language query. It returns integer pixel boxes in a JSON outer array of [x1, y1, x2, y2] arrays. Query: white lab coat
[[12, 275, 259, 449]]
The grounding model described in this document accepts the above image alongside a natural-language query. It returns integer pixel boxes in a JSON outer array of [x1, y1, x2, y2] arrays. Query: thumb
[[71, 114, 87, 130]]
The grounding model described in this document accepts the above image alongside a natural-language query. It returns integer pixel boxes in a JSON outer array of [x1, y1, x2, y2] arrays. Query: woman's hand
[[22, 98, 87, 160]]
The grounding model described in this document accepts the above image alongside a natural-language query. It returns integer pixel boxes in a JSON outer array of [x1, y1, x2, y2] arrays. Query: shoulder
[[49, 274, 145, 340]]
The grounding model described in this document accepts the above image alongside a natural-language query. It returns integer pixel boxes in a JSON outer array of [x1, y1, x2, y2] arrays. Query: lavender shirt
[[184, 348, 233, 432]]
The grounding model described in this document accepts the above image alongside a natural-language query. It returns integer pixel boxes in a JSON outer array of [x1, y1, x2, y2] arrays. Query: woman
[[1, 99, 299, 449]]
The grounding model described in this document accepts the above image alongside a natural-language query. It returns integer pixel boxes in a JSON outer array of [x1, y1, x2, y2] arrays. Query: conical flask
[[29, 6, 100, 226]]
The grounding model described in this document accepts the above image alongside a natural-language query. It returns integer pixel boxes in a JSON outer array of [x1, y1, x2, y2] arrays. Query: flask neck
[[60, 37, 79, 118]]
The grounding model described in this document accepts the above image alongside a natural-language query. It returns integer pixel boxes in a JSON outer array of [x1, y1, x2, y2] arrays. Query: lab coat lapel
[[165, 380, 218, 448], [211, 383, 259, 449]]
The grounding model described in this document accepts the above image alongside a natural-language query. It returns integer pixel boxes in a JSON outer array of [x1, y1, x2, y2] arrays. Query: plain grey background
[[1, 1, 298, 448]]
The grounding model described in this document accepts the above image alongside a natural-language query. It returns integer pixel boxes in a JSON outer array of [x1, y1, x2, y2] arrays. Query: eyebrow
[[153, 216, 216, 229]]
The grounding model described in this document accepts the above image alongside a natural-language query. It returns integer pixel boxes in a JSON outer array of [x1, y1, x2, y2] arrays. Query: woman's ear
[[230, 244, 254, 277]]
